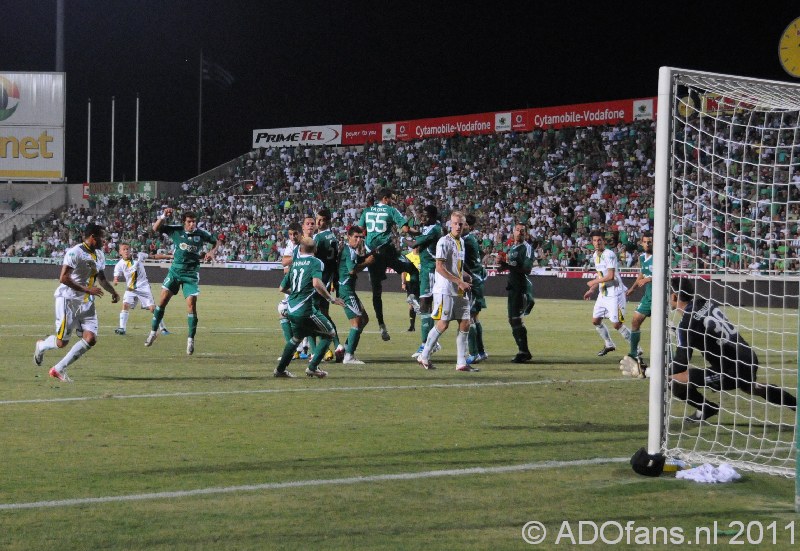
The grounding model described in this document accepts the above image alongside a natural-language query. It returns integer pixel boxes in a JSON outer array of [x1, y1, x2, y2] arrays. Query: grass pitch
[[0, 278, 796, 550]]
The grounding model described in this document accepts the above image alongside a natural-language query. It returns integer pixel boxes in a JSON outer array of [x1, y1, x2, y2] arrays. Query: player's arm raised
[[152, 207, 174, 233]]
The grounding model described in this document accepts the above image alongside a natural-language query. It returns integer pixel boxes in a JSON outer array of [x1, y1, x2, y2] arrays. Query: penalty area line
[[0, 457, 629, 511]]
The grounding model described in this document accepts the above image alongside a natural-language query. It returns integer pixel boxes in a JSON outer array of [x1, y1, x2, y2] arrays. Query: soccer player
[[668, 277, 797, 422], [113, 243, 170, 336], [500, 223, 534, 363], [401, 247, 421, 332], [583, 230, 635, 358], [312, 208, 343, 361], [145, 209, 219, 355], [407, 205, 443, 358], [33, 222, 120, 382], [274, 237, 344, 378], [357, 187, 418, 341], [464, 213, 488, 364], [337, 225, 375, 364], [277, 222, 308, 359], [416, 211, 477, 372], [620, 232, 652, 374]]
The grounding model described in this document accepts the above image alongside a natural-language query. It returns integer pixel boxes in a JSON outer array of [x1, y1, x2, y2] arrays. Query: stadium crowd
[[3, 116, 799, 274]]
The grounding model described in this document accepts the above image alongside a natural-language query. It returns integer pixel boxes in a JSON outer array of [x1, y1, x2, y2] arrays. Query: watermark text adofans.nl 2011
[[521, 520, 796, 546]]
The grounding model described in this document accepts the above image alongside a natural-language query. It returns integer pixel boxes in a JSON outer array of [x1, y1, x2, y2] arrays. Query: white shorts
[[122, 287, 156, 309], [593, 292, 627, 323], [431, 293, 470, 322], [55, 297, 99, 340]]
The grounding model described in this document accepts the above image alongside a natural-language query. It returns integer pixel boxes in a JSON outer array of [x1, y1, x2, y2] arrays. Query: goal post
[[646, 67, 800, 508]]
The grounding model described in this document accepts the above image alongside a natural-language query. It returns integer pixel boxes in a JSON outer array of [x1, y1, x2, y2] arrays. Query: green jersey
[[314, 229, 339, 285], [337, 244, 361, 297], [280, 252, 324, 318], [639, 252, 653, 301], [414, 223, 444, 273], [160, 224, 216, 274], [463, 233, 486, 280], [358, 202, 409, 252], [506, 241, 533, 291]]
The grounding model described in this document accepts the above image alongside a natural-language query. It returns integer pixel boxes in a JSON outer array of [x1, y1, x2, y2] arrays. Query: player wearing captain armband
[[33, 223, 120, 382], [145, 208, 219, 355], [667, 277, 797, 422], [113, 243, 171, 336], [415, 211, 476, 372]]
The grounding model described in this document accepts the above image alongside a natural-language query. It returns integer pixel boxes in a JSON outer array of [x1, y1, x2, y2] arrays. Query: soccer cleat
[[186, 337, 194, 355], [323, 349, 335, 362], [596, 346, 616, 357], [33, 339, 45, 366], [379, 324, 391, 341], [334, 344, 346, 363], [406, 294, 421, 314], [407, 326, 415, 332], [685, 405, 718, 423], [299, 352, 309, 360], [114, 328, 126, 335], [511, 351, 533, 364], [144, 330, 159, 347], [466, 354, 482, 365], [273, 368, 297, 378], [477, 352, 489, 362], [456, 364, 480, 372], [343, 354, 365, 364], [305, 367, 328, 378], [292, 351, 301, 360], [411, 344, 425, 358], [417, 357, 435, 370], [161, 329, 171, 335], [49, 367, 72, 383]]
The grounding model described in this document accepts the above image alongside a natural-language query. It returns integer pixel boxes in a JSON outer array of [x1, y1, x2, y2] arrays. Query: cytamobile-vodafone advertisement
[[252, 97, 655, 148]]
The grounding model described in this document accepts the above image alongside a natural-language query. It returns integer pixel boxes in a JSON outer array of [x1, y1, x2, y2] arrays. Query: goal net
[[648, 68, 800, 486]]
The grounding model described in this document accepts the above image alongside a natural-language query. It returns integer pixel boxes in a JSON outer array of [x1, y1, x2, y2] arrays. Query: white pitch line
[[0, 457, 629, 511], [0, 377, 637, 406]]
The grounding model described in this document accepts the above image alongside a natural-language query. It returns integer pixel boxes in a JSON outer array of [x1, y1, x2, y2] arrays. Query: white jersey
[[54, 243, 106, 302], [592, 248, 625, 297], [114, 252, 150, 292], [432, 233, 466, 296]]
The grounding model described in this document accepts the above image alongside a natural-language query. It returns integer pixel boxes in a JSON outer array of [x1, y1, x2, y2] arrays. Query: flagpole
[[135, 94, 140, 182], [197, 50, 203, 175], [111, 95, 115, 182], [86, 98, 91, 183]]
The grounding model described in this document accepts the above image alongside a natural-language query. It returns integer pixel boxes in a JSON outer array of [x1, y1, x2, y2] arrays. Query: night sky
[[2, 1, 799, 183]]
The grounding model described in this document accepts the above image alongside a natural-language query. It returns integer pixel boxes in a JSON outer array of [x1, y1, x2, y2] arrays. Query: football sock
[[159, 320, 168, 332], [53, 338, 91, 370], [119, 310, 129, 330], [276, 339, 298, 371], [595, 323, 613, 347], [468, 324, 478, 356], [475, 320, 485, 354], [346, 327, 362, 355], [421, 326, 442, 359], [151, 306, 165, 331], [457, 330, 469, 366], [420, 314, 432, 343], [310, 336, 332, 369], [629, 330, 641, 358], [308, 336, 317, 352], [280, 318, 292, 343], [617, 325, 632, 343], [329, 317, 340, 348], [188, 314, 198, 338], [41, 335, 58, 351], [372, 287, 385, 326], [511, 324, 529, 353]]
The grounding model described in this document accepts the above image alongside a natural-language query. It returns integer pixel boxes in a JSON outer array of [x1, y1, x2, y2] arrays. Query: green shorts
[[635, 294, 652, 317], [339, 292, 367, 321], [287, 308, 336, 339], [470, 280, 487, 312], [419, 266, 435, 298], [162, 270, 200, 298]]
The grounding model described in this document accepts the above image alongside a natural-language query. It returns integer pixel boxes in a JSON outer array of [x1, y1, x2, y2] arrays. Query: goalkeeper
[[668, 277, 797, 422]]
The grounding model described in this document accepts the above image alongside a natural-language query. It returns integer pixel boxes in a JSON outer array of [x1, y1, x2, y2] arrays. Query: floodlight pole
[[86, 98, 91, 183]]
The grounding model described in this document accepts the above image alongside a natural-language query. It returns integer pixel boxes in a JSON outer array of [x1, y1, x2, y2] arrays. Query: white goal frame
[[648, 67, 800, 511]]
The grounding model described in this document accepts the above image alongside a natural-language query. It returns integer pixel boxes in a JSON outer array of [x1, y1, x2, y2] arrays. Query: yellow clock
[[779, 16, 800, 77]]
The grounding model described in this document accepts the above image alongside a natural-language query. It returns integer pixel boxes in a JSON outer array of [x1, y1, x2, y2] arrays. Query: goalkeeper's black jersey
[[673, 298, 757, 374]]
